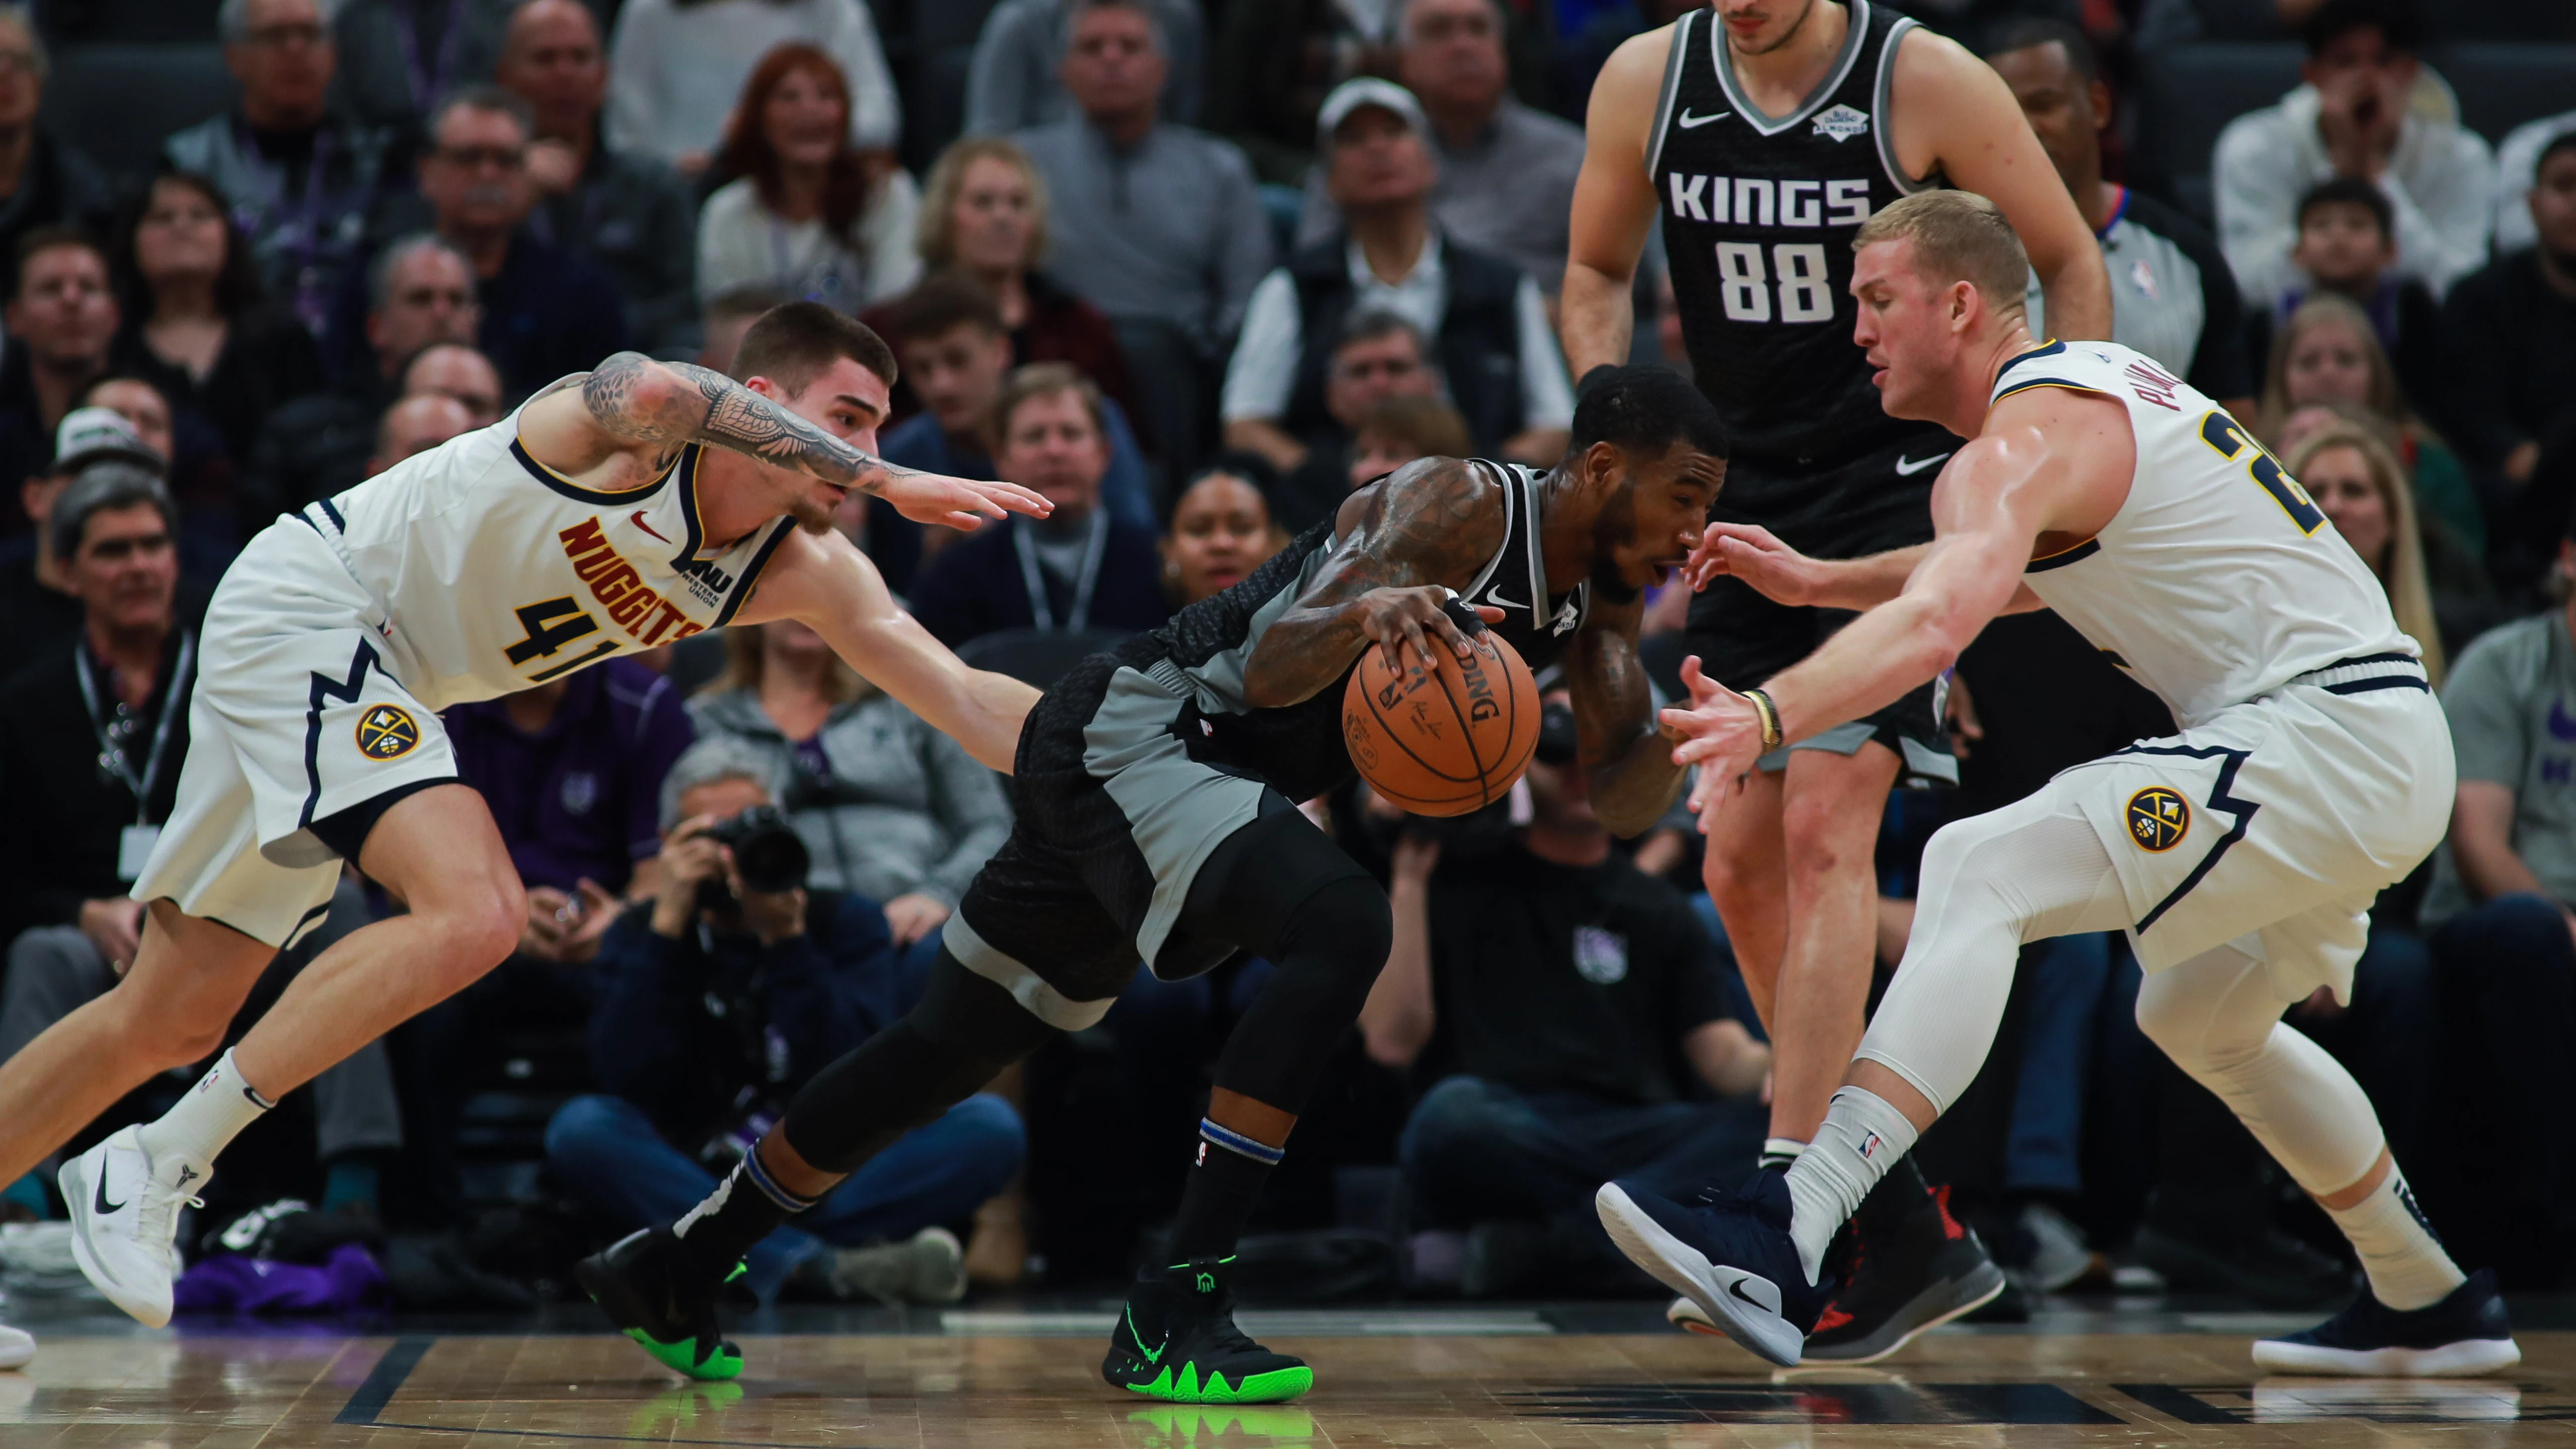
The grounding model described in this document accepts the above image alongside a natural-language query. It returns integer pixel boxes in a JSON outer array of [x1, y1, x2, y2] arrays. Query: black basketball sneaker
[[2252, 1269, 2521, 1377], [577, 1227, 745, 1381], [1102, 1256, 1312, 1403], [1668, 1182, 2004, 1362]]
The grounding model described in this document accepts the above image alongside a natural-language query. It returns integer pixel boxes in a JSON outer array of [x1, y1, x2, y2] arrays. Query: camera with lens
[[694, 804, 811, 913]]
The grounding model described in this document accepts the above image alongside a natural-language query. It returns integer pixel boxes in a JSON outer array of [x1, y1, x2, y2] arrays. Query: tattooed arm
[[521, 354, 1051, 529], [1240, 458, 1509, 710], [1559, 592, 1688, 837]]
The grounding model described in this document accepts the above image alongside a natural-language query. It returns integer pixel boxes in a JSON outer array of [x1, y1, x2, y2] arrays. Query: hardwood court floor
[[5, 1301, 2573, 1448]]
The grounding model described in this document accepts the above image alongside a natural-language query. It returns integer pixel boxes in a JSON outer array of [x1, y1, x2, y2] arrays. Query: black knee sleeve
[[1209, 871, 1393, 1116], [778, 948, 1057, 1176]]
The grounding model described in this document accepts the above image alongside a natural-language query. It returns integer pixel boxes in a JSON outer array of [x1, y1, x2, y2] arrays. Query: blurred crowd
[[0, 0, 2569, 1312]]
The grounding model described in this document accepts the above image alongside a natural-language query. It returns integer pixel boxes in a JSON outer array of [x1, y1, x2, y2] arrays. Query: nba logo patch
[[2129, 258, 2159, 300], [355, 705, 421, 761], [1860, 1132, 1882, 1160], [2125, 786, 2189, 852], [1811, 104, 1870, 141]]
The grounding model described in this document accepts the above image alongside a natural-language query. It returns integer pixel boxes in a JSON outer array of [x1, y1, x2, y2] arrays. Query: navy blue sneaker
[[2252, 1268, 2520, 1377], [1596, 1170, 1832, 1367]]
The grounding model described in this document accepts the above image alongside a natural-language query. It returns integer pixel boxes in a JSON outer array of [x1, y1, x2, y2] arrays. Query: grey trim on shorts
[[940, 911, 1116, 1031], [1084, 663, 1266, 966], [1756, 720, 1961, 787]]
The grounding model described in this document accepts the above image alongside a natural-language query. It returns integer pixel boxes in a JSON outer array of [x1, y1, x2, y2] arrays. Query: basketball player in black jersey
[[576, 367, 1730, 1402], [1561, 0, 2111, 1361]]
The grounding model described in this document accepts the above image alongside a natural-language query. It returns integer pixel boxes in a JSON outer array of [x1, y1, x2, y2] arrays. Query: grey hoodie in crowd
[[685, 686, 1011, 909]]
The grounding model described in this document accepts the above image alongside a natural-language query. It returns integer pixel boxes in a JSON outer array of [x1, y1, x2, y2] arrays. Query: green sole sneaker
[[621, 1326, 744, 1382], [1114, 1360, 1314, 1404]]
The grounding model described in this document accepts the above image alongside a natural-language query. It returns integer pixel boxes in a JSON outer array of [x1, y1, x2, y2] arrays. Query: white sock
[[137, 1049, 274, 1170], [1781, 1087, 1918, 1285], [1759, 1137, 1806, 1171], [2328, 1167, 2464, 1312]]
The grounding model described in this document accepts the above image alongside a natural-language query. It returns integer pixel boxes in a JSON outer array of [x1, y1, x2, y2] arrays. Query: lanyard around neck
[[1012, 510, 1108, 632], [74, 631, 194, 824]]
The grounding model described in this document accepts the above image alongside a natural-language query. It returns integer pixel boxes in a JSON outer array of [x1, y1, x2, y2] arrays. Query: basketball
[[1342, 630, 1542, 816]]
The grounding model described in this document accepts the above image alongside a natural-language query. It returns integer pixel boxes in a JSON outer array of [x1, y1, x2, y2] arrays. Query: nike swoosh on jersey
[[1486, 592, 1530, 612], [631, 511, 672, 543], [1677, 109, 1731, 129], [1893, 452, 1953, 477]]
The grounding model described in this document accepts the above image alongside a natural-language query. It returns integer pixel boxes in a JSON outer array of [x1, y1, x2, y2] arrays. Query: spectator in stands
[[1294, 0, 1586, 296], [79, 379, 176, 467], [1227, 81, 1571, 480], [546, 740, 1023, 1304], [370, 86, 632, 400], [2276, 399, 2496, 653], [400, 341, 503, 427], [330, 0, 512, 139], [1014, 0, 1274, 468], [496, 0, 700, 356], [2285, 423, 2445, 681], [881, 136, 1139, 434], [1203, 0, 1364, 187], [2212, 0, 2493, 301], [0, 467, 396, 1219], [108, 173, 325, 464], [1360, 697, 1769, 1296], [2441, 132, 2576, 488], [906, 363, 1171, 647], [0, 5, 112, 276], [1349, 393, 1471, 494], [604, 0, 897, 175], [1986, 19, 2253, 412], [243, 234, 479, 517], [2243, 178, 2441, 418], [80, 373, 237, 573], [697, 46, 921, 314], [2495, 110, 2576, 258], [1255, 310, 1444, 531], [0, 410, 169, 696], [1159, 461, 1285, 608], [2414, 518, 2576, 1264], [687, 622, 1010, 954], [2260, 292, 2478, 555], [368, 392, 473, 474], [168, 0, 401, 342], [967, 0, 1205, 137], [0, 229, 118, 516]]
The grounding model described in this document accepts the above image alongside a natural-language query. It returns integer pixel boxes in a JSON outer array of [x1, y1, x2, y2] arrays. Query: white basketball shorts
[[2048, 659, 2451, 1000], [134, 516, 461, 947]]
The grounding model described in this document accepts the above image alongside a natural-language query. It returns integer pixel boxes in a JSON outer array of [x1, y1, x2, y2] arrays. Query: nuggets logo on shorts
[[2125, 786, 2190, 852], [355, 705, 421, 761]]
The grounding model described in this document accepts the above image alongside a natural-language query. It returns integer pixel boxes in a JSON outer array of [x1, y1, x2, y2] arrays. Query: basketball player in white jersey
[[1599, 191, 2518, 1376], [24, 303, 1050, 1327]]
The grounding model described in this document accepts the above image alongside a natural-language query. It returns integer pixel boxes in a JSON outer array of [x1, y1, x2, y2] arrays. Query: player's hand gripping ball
[[1343, 621, 1542, 816]]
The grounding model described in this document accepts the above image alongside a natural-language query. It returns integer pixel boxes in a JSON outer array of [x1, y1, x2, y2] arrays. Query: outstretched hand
[[1658, 655, 1771, 835], [873, 469, 1055, 531], [1685, 522, 1820, 603]]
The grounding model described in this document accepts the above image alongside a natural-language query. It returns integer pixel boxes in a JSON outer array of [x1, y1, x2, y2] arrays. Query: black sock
[[1853, 1156, 1935, 1238], [673, 1151, 816, 1280], [1166, 1119, 1281, 1263]]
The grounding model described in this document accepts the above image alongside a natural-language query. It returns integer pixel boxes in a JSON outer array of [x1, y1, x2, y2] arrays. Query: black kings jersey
[[1131, 460, 1591, 803], [1651, 0, 1939, 471]]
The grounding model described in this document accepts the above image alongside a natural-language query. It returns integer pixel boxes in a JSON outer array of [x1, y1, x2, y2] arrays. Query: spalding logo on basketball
[[1341, 632, 1540, 816]]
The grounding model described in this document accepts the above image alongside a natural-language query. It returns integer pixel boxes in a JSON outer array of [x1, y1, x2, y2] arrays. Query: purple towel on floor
[[173, 1243, 389, 1315]]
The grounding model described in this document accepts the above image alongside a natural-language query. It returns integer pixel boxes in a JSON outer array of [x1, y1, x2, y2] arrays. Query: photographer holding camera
[[546, 739, 1024, 1306]]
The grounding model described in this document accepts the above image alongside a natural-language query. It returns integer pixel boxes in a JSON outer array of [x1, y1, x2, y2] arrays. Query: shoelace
[[134, 1176, 206, 1269]]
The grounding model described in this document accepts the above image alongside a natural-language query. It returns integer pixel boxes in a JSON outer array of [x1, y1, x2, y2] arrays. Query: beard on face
[[788, 487, 838, 535], [1587, 484, 1645, 606]]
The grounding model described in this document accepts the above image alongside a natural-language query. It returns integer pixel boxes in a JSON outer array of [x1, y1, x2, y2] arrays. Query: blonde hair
[[700, 623, 873, 704], [915, 136, 1051, 272], [1850, 190, 2030, 320], [2260, 292, 2407, 439], [2285, 423, 2445, 687]]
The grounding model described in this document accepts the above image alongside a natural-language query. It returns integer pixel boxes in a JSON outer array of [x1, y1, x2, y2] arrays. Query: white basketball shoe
[[60, 1126, 210, 1327]]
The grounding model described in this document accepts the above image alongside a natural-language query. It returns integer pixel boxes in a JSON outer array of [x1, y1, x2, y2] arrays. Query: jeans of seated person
[[2427, 893, 2576, 1249], [543, 1091, 1026, 1302], [1400, 1075, 1766, 1258], [2004, 933, 2121, 1200], [0, 881, 404, 1188]]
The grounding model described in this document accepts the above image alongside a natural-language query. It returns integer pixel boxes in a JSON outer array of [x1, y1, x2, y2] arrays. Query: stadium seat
[[36, 0, 221, 45], [2430, 44, 2576, 146], [903, 44, 975, 173], [2127, 42, 2304, 225], [40, 42, 236, 182]]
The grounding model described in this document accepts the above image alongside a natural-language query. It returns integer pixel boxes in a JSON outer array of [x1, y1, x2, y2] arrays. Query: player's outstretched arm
[[1895, 33, 2111, 342], [1240, 458, 1508, 709], [1558, 26, 1670, 378], [737, 528, 1039, 774], [1559, 592, 1690, 838], [1685, 523, 2046, 613]]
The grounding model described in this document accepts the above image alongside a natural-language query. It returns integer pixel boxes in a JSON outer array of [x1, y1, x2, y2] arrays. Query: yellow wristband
[[1745, 688, 1784, 751]]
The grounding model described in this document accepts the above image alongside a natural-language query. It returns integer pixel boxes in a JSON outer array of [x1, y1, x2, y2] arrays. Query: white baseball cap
[[1316, 77, 1430, 149], [52, 406, 166, 476]]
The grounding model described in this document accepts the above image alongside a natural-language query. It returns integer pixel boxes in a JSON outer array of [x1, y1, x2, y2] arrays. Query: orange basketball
[[1342, 630, 1542, 817]]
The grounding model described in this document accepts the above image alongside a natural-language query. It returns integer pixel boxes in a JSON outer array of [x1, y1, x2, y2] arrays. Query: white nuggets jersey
[[1999, 340, 2413, 729], [304, 403, 792, 710]]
